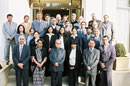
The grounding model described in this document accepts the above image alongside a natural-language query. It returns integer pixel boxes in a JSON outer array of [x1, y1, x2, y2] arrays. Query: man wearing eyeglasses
[[49, 39, 65, 86]]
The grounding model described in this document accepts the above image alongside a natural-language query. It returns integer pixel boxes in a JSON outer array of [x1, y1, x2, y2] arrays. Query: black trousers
[[51, 71, 63, 86], [100, 71, 112, 86], [15, 68, 29, 86], [69, 69, 78, 86]]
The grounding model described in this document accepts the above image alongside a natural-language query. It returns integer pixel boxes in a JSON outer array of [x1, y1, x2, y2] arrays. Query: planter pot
[[113, 57, 130, 71], [0, 62, 12, 86]]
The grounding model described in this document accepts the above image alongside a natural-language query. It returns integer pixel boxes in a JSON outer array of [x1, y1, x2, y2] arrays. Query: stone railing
[[0, 62, 12, 86]]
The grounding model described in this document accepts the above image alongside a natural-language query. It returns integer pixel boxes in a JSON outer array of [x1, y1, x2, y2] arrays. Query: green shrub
[[115, 43, 126, 57]]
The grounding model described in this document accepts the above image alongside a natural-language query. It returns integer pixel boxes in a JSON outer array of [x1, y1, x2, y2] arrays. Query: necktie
[[19, 45, 23, 58]]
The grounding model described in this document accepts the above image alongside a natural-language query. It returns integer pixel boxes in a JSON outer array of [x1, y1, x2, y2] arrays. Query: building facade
[[0, 0, 130, 61]]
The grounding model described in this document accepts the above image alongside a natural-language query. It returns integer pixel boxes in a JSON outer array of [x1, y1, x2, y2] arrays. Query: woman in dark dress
[[43, 26, 57, 76]]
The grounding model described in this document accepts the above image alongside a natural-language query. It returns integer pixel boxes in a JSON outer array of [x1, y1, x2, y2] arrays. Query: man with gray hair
[[13, 35, 30, 86], [88, 13, 102, 29], [32, 13, 48, 37], [71, 13, 78, 27], [49, 39, 65, 86], [56, 14, 63, 27]]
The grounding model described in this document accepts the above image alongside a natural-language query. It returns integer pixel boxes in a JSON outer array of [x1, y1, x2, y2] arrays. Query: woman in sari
[[31, 38, 47, 86]]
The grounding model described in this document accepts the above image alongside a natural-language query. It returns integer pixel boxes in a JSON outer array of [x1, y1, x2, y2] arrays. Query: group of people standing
[[2, 12, 116, 86]]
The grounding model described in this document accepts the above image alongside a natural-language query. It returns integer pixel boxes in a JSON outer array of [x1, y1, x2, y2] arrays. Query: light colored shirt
[[27, 35, 34, 46], [59, 36, 64, 49], [69, 48, 76, 66]]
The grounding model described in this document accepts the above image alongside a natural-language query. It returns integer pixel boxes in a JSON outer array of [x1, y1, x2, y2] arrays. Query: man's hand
[[32, 57, 35, 62], [8, 37, 13, 40], [70, 67, 75, 70], [87, 66, 91, 71], [101, 63, 105, 68], [54, 63, 59, 67], [48, 48, 51, 52], [17, 63, 23, 69]]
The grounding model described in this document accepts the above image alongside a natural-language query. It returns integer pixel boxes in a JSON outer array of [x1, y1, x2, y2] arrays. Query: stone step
[[7, 69, 84, 86]]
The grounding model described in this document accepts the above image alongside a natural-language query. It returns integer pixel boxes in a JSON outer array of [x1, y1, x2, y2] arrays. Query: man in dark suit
[[83, 39, 100, 86], [13, 35, 30, 86], [51, 18, 60, 35], [82, 27, 93, 50], [49, 39, 65, 86], [99, 35, 116, 86]]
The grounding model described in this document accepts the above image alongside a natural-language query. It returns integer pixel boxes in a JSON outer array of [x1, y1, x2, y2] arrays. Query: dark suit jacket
[[70, 35, 82, 53], [99, 44, 116, 71], [13, 44, 30, 69], [67, 47, 82, 70], [83, 48, 100, 75], [31, 47, 47, 68], [82, 34, 93, 50], [88, 20, 102, 29], [43, 34, 57, 51], [93, 36, 102, 49], [51, 25, 60, 35], [49, 48, 65, 72]]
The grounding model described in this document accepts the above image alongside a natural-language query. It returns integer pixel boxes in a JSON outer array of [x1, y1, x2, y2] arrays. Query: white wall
[[0, 0, 30, 61], [116, 0, 130, 53], [82, 0, 103, 24], [8, 0, 30, 24]]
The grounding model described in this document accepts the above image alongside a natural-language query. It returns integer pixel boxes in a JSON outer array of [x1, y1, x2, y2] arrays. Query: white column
[[116, 0, 130, 53]]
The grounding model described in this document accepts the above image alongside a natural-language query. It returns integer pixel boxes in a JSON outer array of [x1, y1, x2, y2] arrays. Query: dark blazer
[[70, 35, 82, 53], [88, 20, 102, 29], [49, 48, 65, 72], [93, 36, 102, 49], [13, 44, 30, 69], [29, 38, 38, 55], [43, 34, 57, 51], [51, 25, 60, 35], [31, 47, 47, 67], [67, 47, 82, 70], [57, 34, 70, 51], [99, 44, 116, 71], [83, 48, 100, 75], [82, 34, 93, 50], [71, 20, 78, 27]]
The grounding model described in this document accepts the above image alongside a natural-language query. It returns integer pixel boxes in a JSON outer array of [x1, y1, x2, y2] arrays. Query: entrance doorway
[[32, 0, 82, 20]]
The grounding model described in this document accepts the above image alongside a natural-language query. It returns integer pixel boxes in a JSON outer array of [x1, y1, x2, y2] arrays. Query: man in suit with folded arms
[[13, 35, 30, 86], [99, 35, 116, 86], [49, 39, 65, 86], [83, 39, 100, 86]]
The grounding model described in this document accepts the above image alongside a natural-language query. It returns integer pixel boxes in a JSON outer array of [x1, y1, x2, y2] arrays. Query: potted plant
[[113, 43, 130, 70]]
